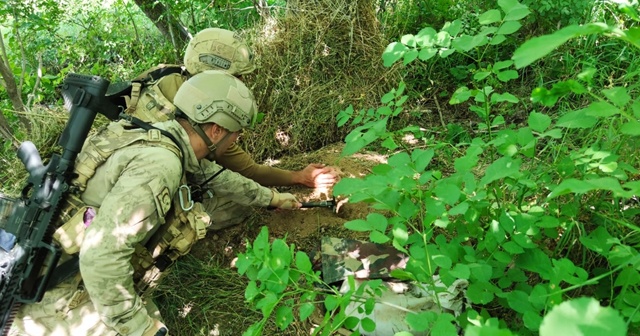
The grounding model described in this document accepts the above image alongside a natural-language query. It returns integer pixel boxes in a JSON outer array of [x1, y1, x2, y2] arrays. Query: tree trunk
[[0, 55, 30, 138], [132, 0, 190, 61]]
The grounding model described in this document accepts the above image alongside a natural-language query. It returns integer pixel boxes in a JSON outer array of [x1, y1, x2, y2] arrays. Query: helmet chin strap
[[190, 121, 233, 161]]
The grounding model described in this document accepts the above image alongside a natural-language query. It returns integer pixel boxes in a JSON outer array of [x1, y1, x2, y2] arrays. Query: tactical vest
[[116, 64, 189, 124], [53, 121, 209, 299]]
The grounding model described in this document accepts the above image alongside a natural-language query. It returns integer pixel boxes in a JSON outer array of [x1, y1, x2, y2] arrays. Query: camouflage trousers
[[8, 274, 162, 336], [202, 194, 255, 230]]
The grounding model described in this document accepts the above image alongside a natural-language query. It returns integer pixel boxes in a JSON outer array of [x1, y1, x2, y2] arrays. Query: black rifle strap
[[46, 255, 79, 290]]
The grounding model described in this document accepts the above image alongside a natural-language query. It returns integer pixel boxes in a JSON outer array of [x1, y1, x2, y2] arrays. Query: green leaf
[[415, 27, 437, 47], [602, 87, 630, 108], [450, 263, 471, 279], [474, 71, 492, 81], [466, 282, 496, 304], [442, 20, 463, 37], [345, 218, 376, 232], [584, 101, 620, 117], [361, 317, 376, 332], [497, 70, 519, 82], [493, 60, 514, 71], [479, 9, 502, 24], [295, 251, 312, 272], [382, 42, 409, 67], [275, 306, 294, 330], [556, 109, 598, 129], [621, 120, 640, 135], [434, 182, 461, 205], [480, 157, 522, 185], [528, 111, 551, 132], [450, 86, 472, 104], [412, 148, 434, 172], [298, 302, 315, 321], [496, 21, 522, 35], [539, 297, 627, 336], [403, 49, 419, 65], [504, 290, 535, 314], [324, 295, 339, 311], [370, 230, 390, 243], [465, 324, 515, 336], [406, 311, 436, 332], [503, 5, 531, 21], [513, 23, 611, 69], [418, 47, 438, 61], [491, 92, 519, 103], [432, 313, 458, 335], [489, 34, 507, 45]]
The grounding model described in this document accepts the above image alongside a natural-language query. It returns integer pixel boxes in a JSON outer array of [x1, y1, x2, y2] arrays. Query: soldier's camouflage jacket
[[10, 119, 272, 336]]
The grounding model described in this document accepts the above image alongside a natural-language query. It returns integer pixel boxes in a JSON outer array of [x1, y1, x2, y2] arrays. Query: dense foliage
[[1, 0, 639, 335]]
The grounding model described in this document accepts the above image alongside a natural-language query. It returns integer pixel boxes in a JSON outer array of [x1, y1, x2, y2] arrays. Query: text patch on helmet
[[199, 54, 231, 70]]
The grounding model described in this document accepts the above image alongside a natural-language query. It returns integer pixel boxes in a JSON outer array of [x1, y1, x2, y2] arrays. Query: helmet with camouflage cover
[[184, 28, 255, 76], [174, 70, 258, 132]]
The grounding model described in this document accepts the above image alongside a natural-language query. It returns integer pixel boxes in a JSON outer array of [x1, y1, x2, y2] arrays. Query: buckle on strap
[[178, 184, 194, 211]]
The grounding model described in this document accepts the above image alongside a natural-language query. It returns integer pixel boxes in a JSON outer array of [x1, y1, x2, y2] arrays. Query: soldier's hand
[[294, 163, 341, 188], [270, 190, 302, 209]]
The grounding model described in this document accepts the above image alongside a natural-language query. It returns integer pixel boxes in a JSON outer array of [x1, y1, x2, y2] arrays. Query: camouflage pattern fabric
[[321, 237, 410, 285], [9, 119, 276, 335]]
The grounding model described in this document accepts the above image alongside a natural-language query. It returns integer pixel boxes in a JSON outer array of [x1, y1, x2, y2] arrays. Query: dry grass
[[239, 0, 400, 163]]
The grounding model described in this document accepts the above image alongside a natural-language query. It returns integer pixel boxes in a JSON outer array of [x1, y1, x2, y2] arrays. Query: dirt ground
[[160, 142, 390, 335], [190, 142, 388, 266]]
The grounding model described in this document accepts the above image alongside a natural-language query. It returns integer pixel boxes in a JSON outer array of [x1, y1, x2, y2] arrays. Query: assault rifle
[[0, 73, 120, 334]]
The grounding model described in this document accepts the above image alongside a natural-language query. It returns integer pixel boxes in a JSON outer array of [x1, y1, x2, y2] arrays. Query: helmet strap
[[190, 120, 234, 161]]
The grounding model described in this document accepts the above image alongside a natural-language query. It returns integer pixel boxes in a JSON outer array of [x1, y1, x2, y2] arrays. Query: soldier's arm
[[196, 160, 273, 207], [216, 143, 293, 186], [79, 147, 181, 335]]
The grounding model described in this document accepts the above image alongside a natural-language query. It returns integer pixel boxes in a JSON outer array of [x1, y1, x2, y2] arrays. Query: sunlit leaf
[[540, 298, 627, 336]]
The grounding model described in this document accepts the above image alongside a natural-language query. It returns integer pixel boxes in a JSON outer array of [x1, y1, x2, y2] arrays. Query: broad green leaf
[[469, 263, 493, 282], [584, 101, 620, 117], [474, 71, 492, 81], [556, 109, 598, 129], [513, 23, 611, 69], [418, 47, 437, 61], [401, 34, 417, 47], [361, 317, 376, 332], [345, 219, 372, 231], [432, 313, 458, 335], [324, 295, 339, 311], [403, 49, 419, 65], [489, 34, 507, 45], [479, 9, 502, 25], [366, 213, 389, 232], [275, 306, 294, 330], [542, 128, 563, 139], [549, 177, 629, 198], [406, 311, 436, 332], [480, 156, 522, 185], [504, 290, 535, 314], [412, 148, 435, 172], [298, 302, 315, 321], [442, 20, 463, 37], [491, 92, 519, 103], [602, 87, 631, 108], [450, 86, 472, 104], [539, 297, 627, 336], [497, 70, 519, 82], [449, 263, 471, 279], [503, 5, 531, 21], [493, 60, 514, 71], [295, 251, 312, 272], [370, 230, 390, 243], [496, 21, 522, 35], [523, 310, 543, 330], [528, 111, 551, 132], [383, 42, 409, 67], [434, 182, 461, 205], [435, 31, 452, 47], [621, 120, 640, 135], [415, 27, 437, 47], [499, 0, 526, 13], [466, 282, 496, 304]]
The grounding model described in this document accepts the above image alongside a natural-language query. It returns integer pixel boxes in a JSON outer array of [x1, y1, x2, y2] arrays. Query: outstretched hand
[[294, 163, 341, 188]]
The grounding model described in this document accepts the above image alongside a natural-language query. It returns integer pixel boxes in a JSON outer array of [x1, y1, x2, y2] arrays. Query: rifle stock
[[0, 73, 118, 334]]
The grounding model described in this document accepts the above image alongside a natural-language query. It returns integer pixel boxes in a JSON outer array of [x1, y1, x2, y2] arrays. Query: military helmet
[[174, 70, 258, 132], [184, 28, 255, 76]]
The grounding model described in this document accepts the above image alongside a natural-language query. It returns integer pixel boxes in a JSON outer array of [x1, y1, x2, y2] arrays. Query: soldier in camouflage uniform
[[9, 70, 300, 336], [127, 28, 340, 219]]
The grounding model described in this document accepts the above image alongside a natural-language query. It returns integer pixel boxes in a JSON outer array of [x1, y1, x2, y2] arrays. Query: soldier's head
[[183, 28, 255, 77], [174, 70, 257, 160]]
